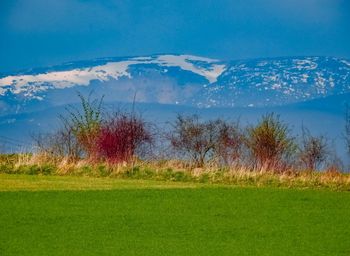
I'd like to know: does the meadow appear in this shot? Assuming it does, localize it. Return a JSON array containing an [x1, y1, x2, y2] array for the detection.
[[0, 174, 350, 255]]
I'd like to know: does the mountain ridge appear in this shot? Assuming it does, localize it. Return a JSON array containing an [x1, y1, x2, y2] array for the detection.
[[0, 54, 349, 117]]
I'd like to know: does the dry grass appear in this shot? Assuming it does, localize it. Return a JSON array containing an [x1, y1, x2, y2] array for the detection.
[[1, 153, 349, 191]]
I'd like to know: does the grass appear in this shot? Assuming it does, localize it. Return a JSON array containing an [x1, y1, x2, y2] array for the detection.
[[0, 174, 350, 255], [0, 174, 203, 191]]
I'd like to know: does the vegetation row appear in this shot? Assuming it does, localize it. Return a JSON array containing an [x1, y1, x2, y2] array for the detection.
[[1, 93, 350, 190]]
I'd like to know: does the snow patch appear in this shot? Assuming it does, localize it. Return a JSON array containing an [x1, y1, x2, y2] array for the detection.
[[340, 60, 350, 67], [271, 84, 281, 90], [155, 55, 225, 83], [293, 59, 317, 70], [0, 60, 142, 95], [0, 55, 226, 96]]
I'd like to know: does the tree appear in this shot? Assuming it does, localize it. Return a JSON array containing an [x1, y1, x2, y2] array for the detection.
[[169, 115, 243, 167], [246, 113, 296, 170], [213, 120, 244, 166], [298, 127, 328, 170], [169, 115, 212, 167]]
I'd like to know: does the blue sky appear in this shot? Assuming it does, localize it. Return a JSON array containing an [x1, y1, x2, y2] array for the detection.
[[1, 0, 350, 72]]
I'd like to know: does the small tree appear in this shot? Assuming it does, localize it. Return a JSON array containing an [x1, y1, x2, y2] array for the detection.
[[169, 115, 243, 167], [213, 120, 244, 166], [246, 113, 296, 170], [66, 93, 103, 160], [169, 115, 213, 167], [298, 127, 328, 170], [96, 113, 153, 164]]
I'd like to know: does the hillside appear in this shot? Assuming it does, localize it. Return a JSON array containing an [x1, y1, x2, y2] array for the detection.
[[0, 54, 349, 115]]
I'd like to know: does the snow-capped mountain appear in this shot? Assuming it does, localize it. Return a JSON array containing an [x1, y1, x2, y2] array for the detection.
[[0, 54, 349, 116], [203, 56, 350, 107]]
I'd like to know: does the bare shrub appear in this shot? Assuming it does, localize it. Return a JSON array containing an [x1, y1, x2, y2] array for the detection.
[[96, 113, 153, 164], [168, 115, 211, 167], [298, 127, 329, 171], [169, 115, 243, 167], [246, 113, 296, 171], [32, 119, 82, 162], [213, 120, 244, 167], [33, 93, 154, 165]]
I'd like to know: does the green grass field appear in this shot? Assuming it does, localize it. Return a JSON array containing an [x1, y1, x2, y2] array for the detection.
[[0, 174, 350, 255]]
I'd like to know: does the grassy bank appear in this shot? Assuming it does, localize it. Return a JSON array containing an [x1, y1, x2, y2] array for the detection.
[[1, 156, 350, 190], [0, 174, 349, 255]]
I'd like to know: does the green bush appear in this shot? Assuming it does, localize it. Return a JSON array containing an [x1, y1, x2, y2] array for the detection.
[[246, 113, 296, 170]]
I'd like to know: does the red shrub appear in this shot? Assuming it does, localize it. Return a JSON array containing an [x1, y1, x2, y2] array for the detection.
[[96, 114, 152, 163]]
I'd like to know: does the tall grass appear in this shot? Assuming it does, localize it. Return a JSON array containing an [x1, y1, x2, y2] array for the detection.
[[0, 153, 349, 191]]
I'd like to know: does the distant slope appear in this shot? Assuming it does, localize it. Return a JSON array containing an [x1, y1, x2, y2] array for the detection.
[[0, 54, 349, 116]]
